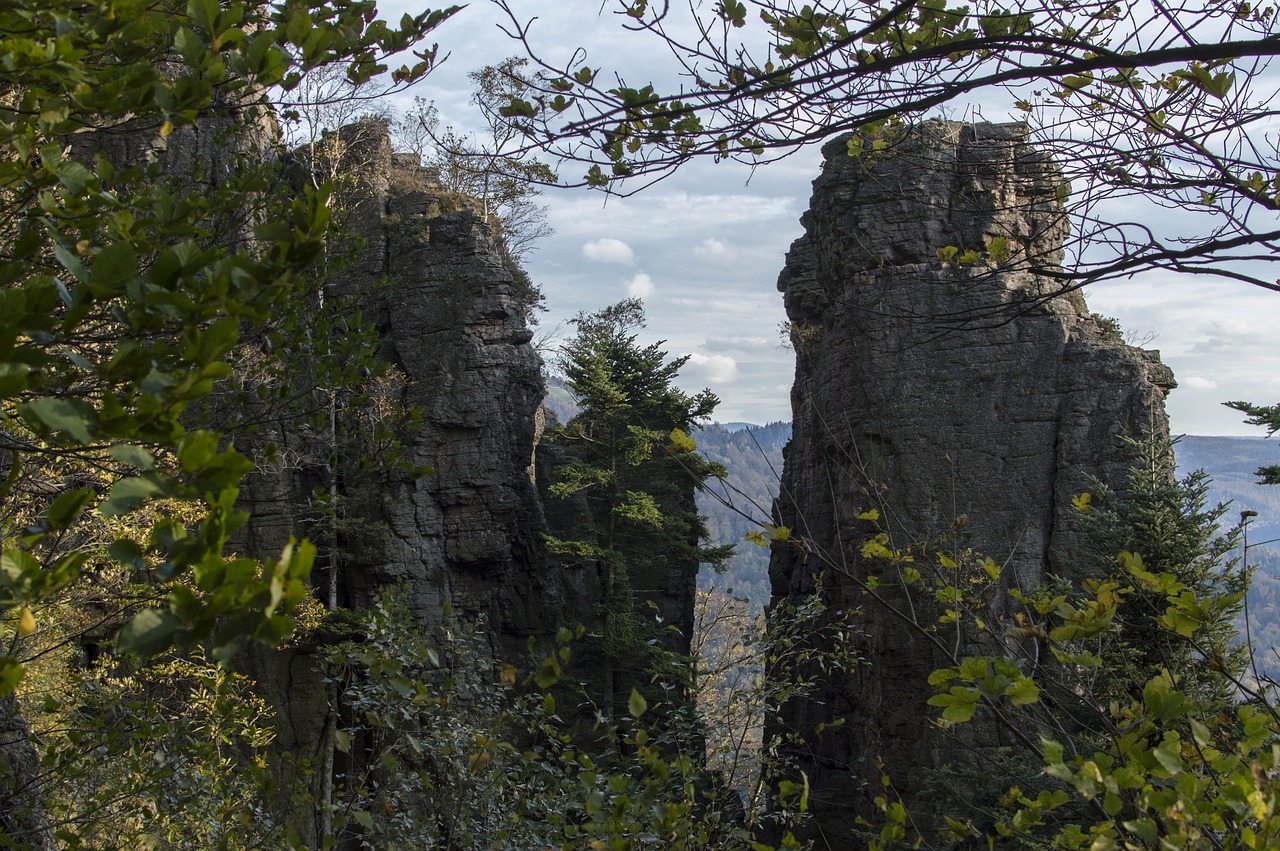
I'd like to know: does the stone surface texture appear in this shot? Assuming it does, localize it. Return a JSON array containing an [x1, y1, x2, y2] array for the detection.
[[235, 122, 703, 842], [767, 122, 1176, 846], [236, 123, 555, 842]]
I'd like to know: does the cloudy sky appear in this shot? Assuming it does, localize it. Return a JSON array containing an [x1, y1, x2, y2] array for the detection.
[[377, 1, 1280, 437]]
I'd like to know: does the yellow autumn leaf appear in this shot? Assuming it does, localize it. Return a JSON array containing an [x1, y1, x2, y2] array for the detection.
[[17, 607, 35, 636], [668, 428, 697, 452]]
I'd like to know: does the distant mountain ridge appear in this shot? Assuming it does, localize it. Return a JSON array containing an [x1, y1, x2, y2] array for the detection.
[[1176, 435, 1280, 542], [692, 428, 1280, 609], [535, 392, 1280, 612]]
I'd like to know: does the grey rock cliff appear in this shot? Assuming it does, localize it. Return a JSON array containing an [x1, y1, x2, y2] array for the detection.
[[767, 122, 1175, 845], [237, 123, 705, 841], [236, 125, 558, 839]]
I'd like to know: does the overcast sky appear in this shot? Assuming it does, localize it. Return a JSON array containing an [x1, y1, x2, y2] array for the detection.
[[375, 1, 1280, 437]]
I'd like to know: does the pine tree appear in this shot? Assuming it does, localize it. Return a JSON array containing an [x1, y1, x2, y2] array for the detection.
[[547, 299, 732, 710], [1075, 436, 1249, 706]]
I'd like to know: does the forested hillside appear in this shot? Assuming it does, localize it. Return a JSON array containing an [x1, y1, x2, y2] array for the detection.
[[693, 422, 790, 606], [1176, 436, 1280, 541], [1176, 436, 1280, 680]]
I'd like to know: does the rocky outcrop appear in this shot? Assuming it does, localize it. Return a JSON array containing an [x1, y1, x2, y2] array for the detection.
[[319, 123, 552, 632], [235, 124, 557, 841], [236, 122, 709, 842], [768, 122, 1175, 845]]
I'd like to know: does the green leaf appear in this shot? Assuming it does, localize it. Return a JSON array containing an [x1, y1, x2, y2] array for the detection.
[[117, 608, 181, 657], [1122, 818, 1159, 845], [1152, 734, 1184, 774], [0, 363, 32, 397], [52, 243, 90, 284], [1059, 72, 1094, 92], [197, 316, 240, 361], [585, 165, 608, 187], [99, 474, 171, 517], [44, 488, 93, 534], [628, 687, 648, 719], [109, 443, 155, 470], [108, 538, 146, 569], [178, 430, 220, 471], [91, 242, 138, 291], [1142, 673, 1188, 721], [716, 0, 748, 26], [1, 548, 40, 590], [24, 397, 98, 444], [927, 687, 979, 723], [533, 655, 561, 689], [1006, 678, 1041, 707], [48, 552, 86, 592], [0, 657, 23, 696], [1041, 738, 1064, 765], [499, 97, 537, 118]]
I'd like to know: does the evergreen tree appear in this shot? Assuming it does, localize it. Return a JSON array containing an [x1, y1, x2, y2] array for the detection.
[[1226, 399, 1280, 485], [547, 299, 732, 709], [1074, 436, 1249, 707]]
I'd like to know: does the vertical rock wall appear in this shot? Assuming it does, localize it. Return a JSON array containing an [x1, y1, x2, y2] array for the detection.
[[236, 126, 561, 841], [235, 122, 574, 637], [768, 122, 1175, 845], [237, 123, 706, 840]]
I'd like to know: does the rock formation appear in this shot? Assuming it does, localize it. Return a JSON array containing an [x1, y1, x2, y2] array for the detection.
[[235, 122, 706, 842], [768, 122, 1176, 845]]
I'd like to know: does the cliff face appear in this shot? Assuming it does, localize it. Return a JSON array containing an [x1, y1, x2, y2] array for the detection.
[[236, 123, 707, 841], [236, 126, 557, 829], [320, 124, 552, 633], [768, 123, 1175, 844], [239, 125, 551, 630]]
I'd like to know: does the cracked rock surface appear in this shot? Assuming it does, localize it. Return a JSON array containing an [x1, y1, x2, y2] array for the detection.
[[768, 122, 1175, 845]]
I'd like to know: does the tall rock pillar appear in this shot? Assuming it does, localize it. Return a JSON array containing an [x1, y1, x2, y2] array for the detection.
[[768, 122, 1175, 845]]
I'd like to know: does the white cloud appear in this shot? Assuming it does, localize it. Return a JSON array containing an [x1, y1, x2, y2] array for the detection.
[[683, 352, 741, 384], [1183, 376, 1219, 391], [695, 238, 732, 259], [581, 238, 636, 265], [706, 335, 772, 353], [625, 272, 655, 299]]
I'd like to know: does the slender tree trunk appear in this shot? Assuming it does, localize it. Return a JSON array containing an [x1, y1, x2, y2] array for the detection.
[[0, 694, 54, 851], [318, 709, 336, 842]]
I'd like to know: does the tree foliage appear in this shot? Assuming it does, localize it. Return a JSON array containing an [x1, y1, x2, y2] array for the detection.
[[907, 549, 1278, 851], [1072, 437, 1249, 707], [0, 0, 461, 842], [841, 443, 1264, 847], [322, 587, 769, 849], [494, 0, 1280, 293], [548, 299, 730, 706], [394, 57, 558, 261], [1226, 399, 1280, 484], [0, 0, 457, 691], [551, 300, 727, 572]]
